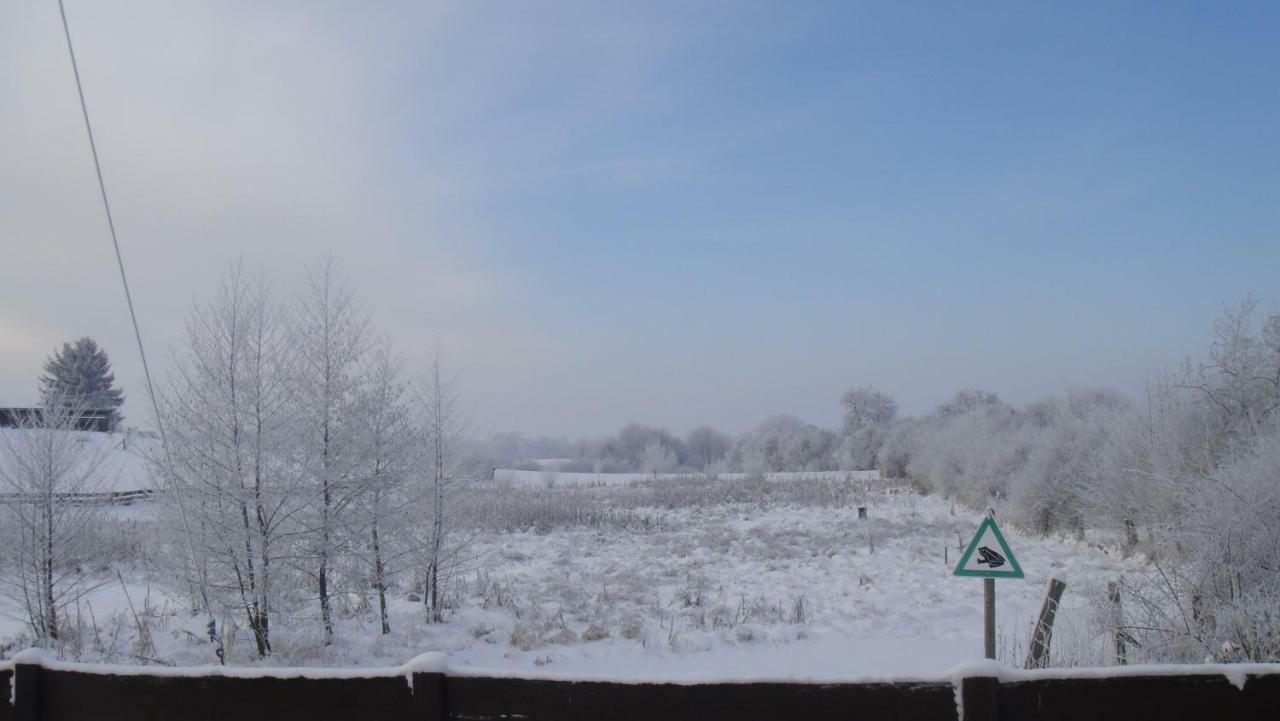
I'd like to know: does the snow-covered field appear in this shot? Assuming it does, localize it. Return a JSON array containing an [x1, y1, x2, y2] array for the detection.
[[417, 489, 1144, 679], [0, 480, 1149, 679]]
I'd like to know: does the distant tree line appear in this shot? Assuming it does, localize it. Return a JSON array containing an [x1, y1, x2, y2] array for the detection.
[[472, 390, 898, 476]]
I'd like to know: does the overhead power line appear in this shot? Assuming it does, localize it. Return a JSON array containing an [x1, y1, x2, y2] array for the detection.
[[55, 0, 225, 664]]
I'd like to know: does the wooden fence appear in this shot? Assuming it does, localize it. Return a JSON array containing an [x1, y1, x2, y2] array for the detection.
[[0, 489, 154, 507], [1, 658, 1278, 721]]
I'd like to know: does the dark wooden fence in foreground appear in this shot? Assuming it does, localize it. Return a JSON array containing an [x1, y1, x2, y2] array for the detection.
[[1, 660, 1278, 721]]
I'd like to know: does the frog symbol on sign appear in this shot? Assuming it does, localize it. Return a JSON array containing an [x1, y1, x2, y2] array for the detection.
[[975, 546, 1005, 568]]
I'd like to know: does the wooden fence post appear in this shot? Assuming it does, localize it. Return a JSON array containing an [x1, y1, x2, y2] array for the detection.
[[1025, 577, 1067, 668], [960, 675, 1000, 721], [1109, 581, 1127, 665], [12, 661, 40, 721], [412, 671, 447, 721]]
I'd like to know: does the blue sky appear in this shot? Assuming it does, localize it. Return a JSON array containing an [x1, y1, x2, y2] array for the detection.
[[2, 2, 1278, 436]]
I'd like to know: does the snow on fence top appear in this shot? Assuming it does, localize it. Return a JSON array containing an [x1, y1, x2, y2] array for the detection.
[[5, 650, 1280, 689], [6, 648, 447, 680], [946, 658, 1280, 692], [489, 468, 882, 488]]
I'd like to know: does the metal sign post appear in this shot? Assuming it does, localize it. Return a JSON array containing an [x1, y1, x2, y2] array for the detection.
[[954, 515, 1023, 660], [984, 578, 995, 659]]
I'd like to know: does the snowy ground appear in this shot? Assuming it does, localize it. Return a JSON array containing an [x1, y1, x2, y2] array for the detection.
[[423, 491, 1145, 679], [0, 483, 1149, 678]]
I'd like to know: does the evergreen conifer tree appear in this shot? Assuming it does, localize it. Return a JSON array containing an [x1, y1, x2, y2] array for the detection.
[[39, 337, 124, 428]]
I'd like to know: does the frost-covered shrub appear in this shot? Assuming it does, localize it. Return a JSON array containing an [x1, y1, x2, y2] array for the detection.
[[509, 622, 541, 651], [619, 615, 645, 641], [581, 623, 610, 641], [1100, 429, 1280, 665], [1172, 428, 1280, 661], [471, 571, 518, 611]]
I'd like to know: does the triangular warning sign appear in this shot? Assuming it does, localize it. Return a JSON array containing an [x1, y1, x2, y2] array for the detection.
[[954, 516, 1024, 579]]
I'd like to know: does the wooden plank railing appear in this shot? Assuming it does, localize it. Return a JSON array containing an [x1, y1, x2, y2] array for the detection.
[[0, 489, 154, 506], [1, 655, 1278, 721]]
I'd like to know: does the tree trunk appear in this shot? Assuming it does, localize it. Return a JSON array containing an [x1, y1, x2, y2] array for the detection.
[[45, 498, 58, 642], [425, 561, 441, 623], [255, 503, 272, 655], [372, 521, 389, 634], [319, 550, 333, 643], [238, 501, 268, 658], [319, 426, 334, 644], [253, 378, 273, 656], [319, 474, 334, 643]]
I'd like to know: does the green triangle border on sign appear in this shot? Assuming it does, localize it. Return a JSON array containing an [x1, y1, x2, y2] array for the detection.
[[953, 516, 1024, 579]]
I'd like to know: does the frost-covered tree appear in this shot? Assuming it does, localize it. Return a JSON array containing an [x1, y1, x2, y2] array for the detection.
[[352, 341, 417, 634], [1177, 297, 1280, 462], [641, 440, 677, 475], [605, 424, 685, 471], [684, 426, 731, 471], [905, 398, 1020, 504], [39, 337, 124, 428], [294, 257, 371, 644], [838, 386, 897, 470], [732, 415, 838, 472], [417, 342, 473, 623], [1009, 390, 1129, 537], [935, 389, 1002, 419], [163, 266, 303, 657], [1179, 425, 1280, 661], [1081, 302, 1280, 662], [0, 395, 111, 644], [841, 386, 898, 431], [876, 418, 922, 479]]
